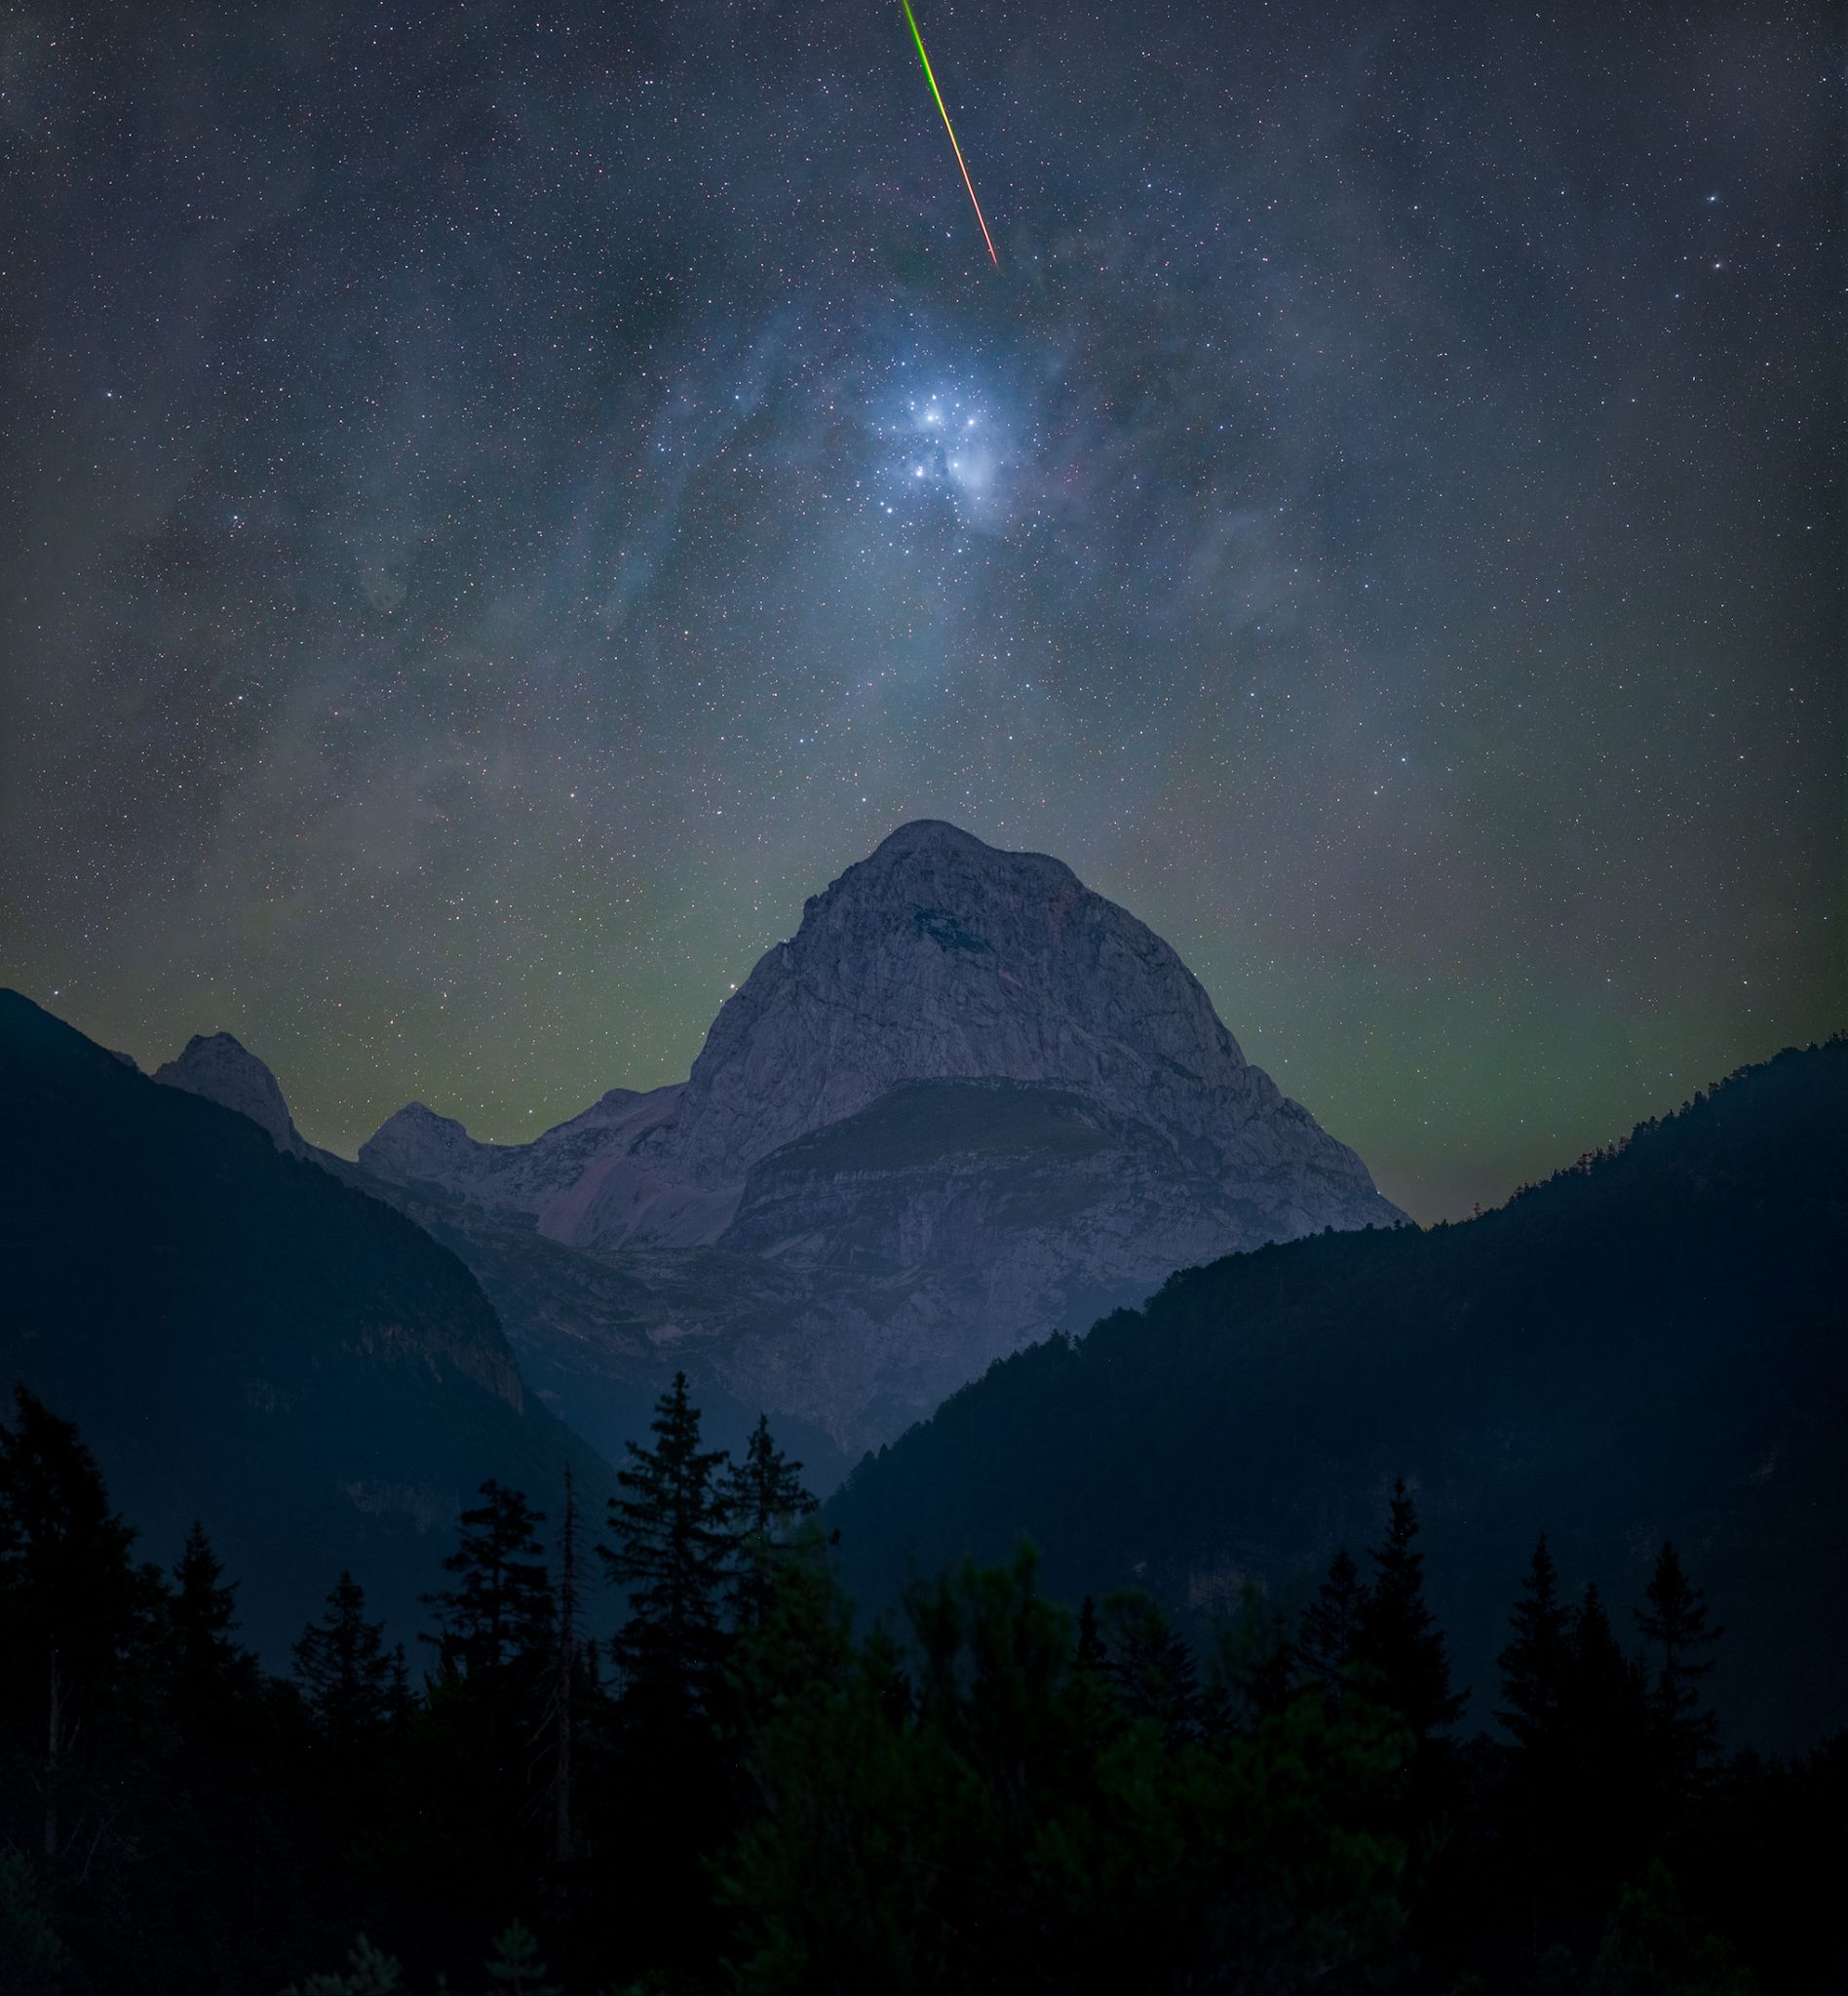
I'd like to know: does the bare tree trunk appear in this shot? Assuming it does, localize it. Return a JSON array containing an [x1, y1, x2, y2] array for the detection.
[[44, 1648, 59, 1858], [555, 1465, 578, 1864]]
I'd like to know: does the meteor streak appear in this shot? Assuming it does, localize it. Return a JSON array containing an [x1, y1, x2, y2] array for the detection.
[[898, 0, 999, 267]]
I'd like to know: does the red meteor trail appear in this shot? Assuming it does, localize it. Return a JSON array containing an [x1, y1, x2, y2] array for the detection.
[[899, 0, 999, 267]]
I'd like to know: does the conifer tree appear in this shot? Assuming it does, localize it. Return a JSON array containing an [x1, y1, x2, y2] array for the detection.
[[721, 1415, 818, 1627], [543, 1465, 582, 1864], [1550, 1582, 1654, 1888], [1351, 1479, 1467, 1739], [170, 1520, 254, 1746], [0, 1387, 145, 1696], [293, 1572, 404, 1752], [599, 1372, 738, 1722], [1496, 1535, 1571, 1749], [1635, 1542, 1722, 1792], [1297, 1547, 1367, 1706], [1560, 1582, 1647, 1762], [1103, 1593, 1205, 1745], [1226, 1587, 1297, 1731], [173, 1522, 238, 1655], [0, 1387, 152, 1862], [484, 1920, 560, 1995], [422, 1480, 552, 1680], [723, 1415, 818, 1542]]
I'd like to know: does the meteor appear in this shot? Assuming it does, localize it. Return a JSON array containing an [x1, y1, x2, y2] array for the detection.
[[898, 0, 999, 267]]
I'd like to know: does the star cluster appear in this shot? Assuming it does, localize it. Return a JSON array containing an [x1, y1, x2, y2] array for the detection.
[[0, 0, 1839, 1218]]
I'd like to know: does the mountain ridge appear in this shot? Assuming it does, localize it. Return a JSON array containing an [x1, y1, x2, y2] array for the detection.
[[0, 987, 614, 1665], [824, 1033, 1848, 1751], [275, 822, 1406, 1452]]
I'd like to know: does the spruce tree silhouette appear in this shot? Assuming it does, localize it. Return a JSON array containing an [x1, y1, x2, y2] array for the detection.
[[170, 1520, 253, 1746], [1297, 1546, 1367, 1707], [292, 1572, 404, 1753], [1103, 1593, 1206, 1745], [421, 1480, 552, 1681], [1496, 1535, 1570, 1749], [0, 1386, 150, 1865], [1495, 1536, 1577, 1946], [719, 1414, 816, 1629], [1556, 1582, 1653, 1889], [599, 1371, 737, 1723], [1352, 1480, 1467, 1740], [1636, 1542, 1722, 1797]]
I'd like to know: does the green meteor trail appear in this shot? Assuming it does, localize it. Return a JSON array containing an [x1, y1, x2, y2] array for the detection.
[[899, 0, 999, 266]]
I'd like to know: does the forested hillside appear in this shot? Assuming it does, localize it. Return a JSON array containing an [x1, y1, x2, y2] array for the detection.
[[4, 1375, 1843, 1994], [0, 990, 613, 1660], [828, 1039, 1848, 1751]]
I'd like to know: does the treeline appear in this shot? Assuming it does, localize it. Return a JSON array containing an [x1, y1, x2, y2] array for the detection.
[[1, 1383, 1842, 1995], [826, 1037, 1848, 1761]]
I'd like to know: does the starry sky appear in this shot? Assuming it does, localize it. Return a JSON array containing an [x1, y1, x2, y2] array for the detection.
[[2, 0, 1840, 1222]]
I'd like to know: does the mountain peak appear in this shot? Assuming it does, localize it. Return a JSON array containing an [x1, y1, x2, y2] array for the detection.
[[359, 1100, 481, 1185], [866, 819, 1011, 863], [847, 819, 1078, 892], [653, 825, 1389, 1226], [154, 1030, 307, 1155], [872, 816, 981, 852]]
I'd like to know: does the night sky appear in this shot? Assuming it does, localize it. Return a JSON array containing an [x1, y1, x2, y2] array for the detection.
[[2, 1, 1839, 1221]]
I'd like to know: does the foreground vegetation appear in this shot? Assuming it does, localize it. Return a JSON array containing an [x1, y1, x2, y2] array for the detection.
[[0, 1377, 1841, 1995]]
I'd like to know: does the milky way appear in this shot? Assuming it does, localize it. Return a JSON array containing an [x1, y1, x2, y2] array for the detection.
[[1, 0, 1839, 1219]]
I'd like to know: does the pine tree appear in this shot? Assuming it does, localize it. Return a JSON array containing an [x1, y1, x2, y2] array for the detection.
[[1219, 1586, 1296, 1731], [544, 1464, 582, 1864], [599, 1372, 738, 1722], [173, 1521, 238, 1658], [421, 1480, 552, 1680], [0, 1387, 153, 1862], [1496, 1535, 1571, 1749], [484, 1921, 560, 1996], [1560, 1581, 1647, 1762], [293, 1572, 403, 1752], [170, 1520, 254, 1747], [1103, 1593, 1205, 1745], [721, 1415, 818, 1627], [1297, 1547, 1367, 1706], [0, 1387, 145, 1696], [1553, 1582, 1653, 1889], [1635, 1542, 1721, 1793], [1351, 1479, 1467, 1740]]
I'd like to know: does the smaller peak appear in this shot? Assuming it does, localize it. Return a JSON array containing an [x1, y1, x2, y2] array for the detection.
[[184, 1028, 251, 1056], [358, 1099, 483, 1185], [155, 1030, 281, 1093], [379, 1100, 468, 1134], [154, 1028, 302, 1152]]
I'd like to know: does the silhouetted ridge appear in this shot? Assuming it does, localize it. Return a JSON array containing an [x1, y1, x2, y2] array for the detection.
[[0, 987, 612, 1664], [827, 1036, 1848, 1751]]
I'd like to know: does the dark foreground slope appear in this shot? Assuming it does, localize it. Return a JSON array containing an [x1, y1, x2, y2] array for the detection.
[[829, 1038, 1848, 1751], [0, 990, 613, 1661]]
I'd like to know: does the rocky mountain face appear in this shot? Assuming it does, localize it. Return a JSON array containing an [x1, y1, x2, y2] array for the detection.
[[135, 824, 1401, 1464], [824, 1038, 1848, 1753], [342, 822, 1404, 1458], [156, 1030, 316, 1157]]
